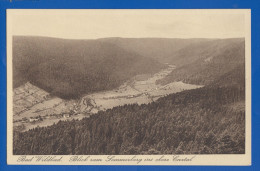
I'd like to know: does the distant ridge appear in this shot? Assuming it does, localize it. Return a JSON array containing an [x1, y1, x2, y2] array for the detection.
[[99, 37, 244, 65]]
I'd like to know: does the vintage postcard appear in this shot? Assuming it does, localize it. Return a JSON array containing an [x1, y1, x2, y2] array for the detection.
[[6, 9, 251, 165]]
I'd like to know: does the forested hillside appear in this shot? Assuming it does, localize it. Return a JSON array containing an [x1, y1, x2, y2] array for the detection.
[[158, 38, 245, 85], [13, 36, 164, 99], [13, 36, 244, 99], [13, 64, 245, 155]]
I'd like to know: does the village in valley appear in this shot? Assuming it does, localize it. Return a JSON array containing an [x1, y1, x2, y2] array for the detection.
[[13, 82, 92, 132]]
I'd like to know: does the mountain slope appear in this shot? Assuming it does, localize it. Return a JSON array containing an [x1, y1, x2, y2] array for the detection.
[[157, 39, 245, 85], [13, 36, 165, 99]]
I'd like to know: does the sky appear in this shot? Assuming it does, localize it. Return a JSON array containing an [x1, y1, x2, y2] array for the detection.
[[8, 9, 248, 39]]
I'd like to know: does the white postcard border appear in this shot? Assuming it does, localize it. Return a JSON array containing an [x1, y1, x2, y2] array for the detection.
[[6, 9, 251, 165]]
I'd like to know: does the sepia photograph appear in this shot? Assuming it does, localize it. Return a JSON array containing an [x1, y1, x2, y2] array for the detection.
[[6, 9, 251, 165]]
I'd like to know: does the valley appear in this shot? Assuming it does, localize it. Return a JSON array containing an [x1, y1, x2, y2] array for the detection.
[[12, 36, 246, 155], [13, 64, 203, 132]]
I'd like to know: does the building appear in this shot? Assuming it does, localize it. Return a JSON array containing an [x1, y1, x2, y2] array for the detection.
[[29, 117, 39, 122], [63, 113, 71, 118]]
